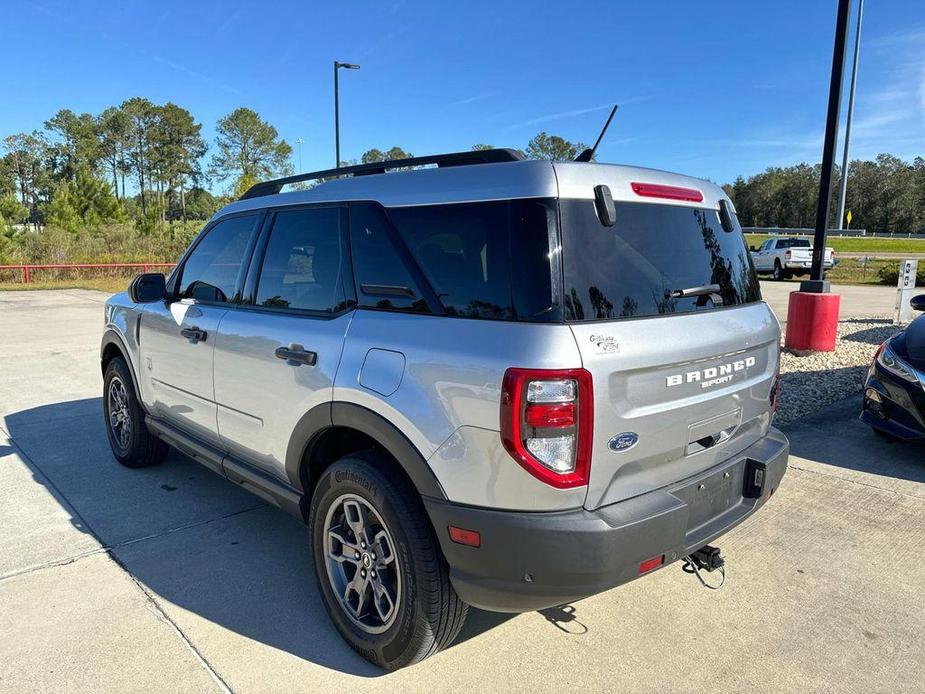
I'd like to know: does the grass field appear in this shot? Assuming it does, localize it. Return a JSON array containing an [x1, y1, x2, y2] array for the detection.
[[744, 233, 925, 253]]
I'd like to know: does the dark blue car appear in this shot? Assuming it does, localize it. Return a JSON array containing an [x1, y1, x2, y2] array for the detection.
[[862, 296, 925, 439]]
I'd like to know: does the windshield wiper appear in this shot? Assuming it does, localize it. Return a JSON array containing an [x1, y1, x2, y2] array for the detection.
[[665, 283, 722, 299]]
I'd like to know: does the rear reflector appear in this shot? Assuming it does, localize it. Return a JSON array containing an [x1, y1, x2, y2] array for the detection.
[[638, 555, 665, 574], [448, 526, 481, 548], [631, 182, 704, 203]]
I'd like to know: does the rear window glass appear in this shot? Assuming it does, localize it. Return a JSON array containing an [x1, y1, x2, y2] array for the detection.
[[386, 200, 556, 321], [776, 238, 811, 248], [561, 200, 760, 322]]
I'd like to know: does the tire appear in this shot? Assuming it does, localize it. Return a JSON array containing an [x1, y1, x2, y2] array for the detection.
[[772, 261, 787, 281], [309, 453, 468, 670], [103, 356, 167, 468]]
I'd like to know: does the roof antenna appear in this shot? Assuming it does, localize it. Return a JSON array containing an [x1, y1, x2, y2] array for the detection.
[[575, 104, 618, 162]]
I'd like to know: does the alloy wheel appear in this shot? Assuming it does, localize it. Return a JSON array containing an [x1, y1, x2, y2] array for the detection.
[[323, 493, 401, 634]]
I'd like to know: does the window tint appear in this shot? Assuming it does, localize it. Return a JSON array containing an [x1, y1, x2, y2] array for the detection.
[[561, 200, 760, 322], [255, 207, 345, 313], [387, 200, 555, 320], [179, 214, 260, 303], [349, 204, 430, 313]]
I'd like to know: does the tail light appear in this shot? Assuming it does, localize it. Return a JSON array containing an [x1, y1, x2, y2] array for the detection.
[[500, 368, 593, 488], [785, 250, 792, 261]]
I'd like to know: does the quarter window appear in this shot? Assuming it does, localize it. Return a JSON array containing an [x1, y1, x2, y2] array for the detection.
[[255, 207, 346, 313], [349, 204, 430, 313], [178, 214, 260, 303]]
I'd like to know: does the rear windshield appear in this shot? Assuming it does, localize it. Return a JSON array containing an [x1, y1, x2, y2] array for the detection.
[[777, 238, 811, 248], [561, 200, 760, 322]]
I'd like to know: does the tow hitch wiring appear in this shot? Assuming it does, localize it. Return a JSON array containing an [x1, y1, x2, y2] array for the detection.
[[682, 545, 726, 590]]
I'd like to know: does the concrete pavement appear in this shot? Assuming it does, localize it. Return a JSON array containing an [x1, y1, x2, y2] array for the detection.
[[1, 289, 923, 693], [759, 280, 896, 323]]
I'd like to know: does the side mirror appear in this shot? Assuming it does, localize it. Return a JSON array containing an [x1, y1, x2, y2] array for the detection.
[[129, 273, 167, 303], [910, 294, 925, 312], [749, 246, 757, 252]]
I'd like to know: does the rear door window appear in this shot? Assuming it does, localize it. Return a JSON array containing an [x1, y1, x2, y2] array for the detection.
[[255, 207, 346, 313], [561, 200, 760, 322]]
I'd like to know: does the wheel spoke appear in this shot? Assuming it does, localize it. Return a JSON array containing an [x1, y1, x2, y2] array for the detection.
[[343, 572, 368, 618], [370, 576, 396, 623], [372, 530, 395, 566], [343, 499, 368, 542], [328, 528, 361, 565]]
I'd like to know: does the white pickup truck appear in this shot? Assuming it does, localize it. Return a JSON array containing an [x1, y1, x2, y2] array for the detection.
[[750, 237, 835, 280]]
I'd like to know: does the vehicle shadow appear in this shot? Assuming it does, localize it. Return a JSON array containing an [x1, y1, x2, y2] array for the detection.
[[783, 393, 925, 485], [4, 397, 531, 678]]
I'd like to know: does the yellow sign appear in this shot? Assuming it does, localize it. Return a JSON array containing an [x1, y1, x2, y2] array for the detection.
[[846, 210, 853, 225]]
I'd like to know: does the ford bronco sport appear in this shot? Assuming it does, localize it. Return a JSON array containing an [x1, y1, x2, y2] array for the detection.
[[101, 148, 788, 670]]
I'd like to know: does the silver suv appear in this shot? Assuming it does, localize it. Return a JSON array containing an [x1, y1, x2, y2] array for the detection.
[[101, 149, 788, 669]]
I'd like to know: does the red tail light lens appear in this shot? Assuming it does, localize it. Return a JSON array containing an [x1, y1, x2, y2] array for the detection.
[[500, 368, 593, 488], [630, 182, 704, 202], [524, 402, 577, 428], [785, 250, 792, 260]]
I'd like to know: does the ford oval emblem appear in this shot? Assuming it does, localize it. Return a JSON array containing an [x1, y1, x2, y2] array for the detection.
[[609, 433, 639, 452]]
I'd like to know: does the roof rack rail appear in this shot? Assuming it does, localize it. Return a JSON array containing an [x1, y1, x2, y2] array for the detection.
[[239, 148, 525, 200]]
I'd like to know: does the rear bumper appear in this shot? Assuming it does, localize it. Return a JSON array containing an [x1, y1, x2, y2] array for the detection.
[[784, 261, 833, 270], [424, 427, 788, 612]]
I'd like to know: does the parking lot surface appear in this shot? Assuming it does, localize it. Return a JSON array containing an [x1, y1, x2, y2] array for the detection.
[[1, 289, 923, 693]]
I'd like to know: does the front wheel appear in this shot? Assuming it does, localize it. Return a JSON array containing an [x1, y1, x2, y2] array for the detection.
[[309, 453, 467, 670], [103, 357, 167, 468]]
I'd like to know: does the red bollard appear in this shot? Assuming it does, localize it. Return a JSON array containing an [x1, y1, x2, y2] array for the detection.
[[784, 291, 841, 352]]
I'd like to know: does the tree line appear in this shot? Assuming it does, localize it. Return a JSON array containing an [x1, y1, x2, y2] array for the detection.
[[724, 154, 925, 233], [0, 98, 589, 237]]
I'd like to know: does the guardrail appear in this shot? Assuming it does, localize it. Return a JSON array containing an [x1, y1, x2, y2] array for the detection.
[[0, 262, 176, 283], [744, 227, 925, 239]]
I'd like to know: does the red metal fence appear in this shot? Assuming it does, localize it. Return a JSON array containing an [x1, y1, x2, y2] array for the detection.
[[0, 262, 176, 283]]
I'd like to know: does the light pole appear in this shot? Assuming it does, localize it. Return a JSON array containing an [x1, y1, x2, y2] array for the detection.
[[296, 137, 304, 173], [804, 0, 852, 291], [334, 60, 360, 168], [837, 0, 864, 230]]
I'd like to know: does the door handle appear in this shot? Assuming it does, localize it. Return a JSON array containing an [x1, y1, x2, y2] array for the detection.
[[180, 326, 208, 343], [275, 344, 317, 366]]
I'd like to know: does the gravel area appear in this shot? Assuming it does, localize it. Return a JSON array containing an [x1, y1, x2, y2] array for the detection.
[[776, 318, 900, 426]]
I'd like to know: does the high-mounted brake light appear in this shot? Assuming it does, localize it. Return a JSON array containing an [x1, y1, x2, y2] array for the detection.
[[500, 368, 593, 488], [631, 182, 704, 203]]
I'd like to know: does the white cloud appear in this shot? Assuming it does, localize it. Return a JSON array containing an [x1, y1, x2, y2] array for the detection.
[[504, 97, 650, 131]]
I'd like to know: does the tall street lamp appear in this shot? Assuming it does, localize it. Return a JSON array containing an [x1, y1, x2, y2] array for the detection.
[[334, 61, 360, 168], [296, 137, 304, 173], [837, 0, 864, 230]]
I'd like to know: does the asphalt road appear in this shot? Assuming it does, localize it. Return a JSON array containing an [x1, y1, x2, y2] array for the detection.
[[1, 289, 923, 693]]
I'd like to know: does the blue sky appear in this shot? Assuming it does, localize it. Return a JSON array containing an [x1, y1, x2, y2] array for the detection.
[[2, 0, 923, 189]]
